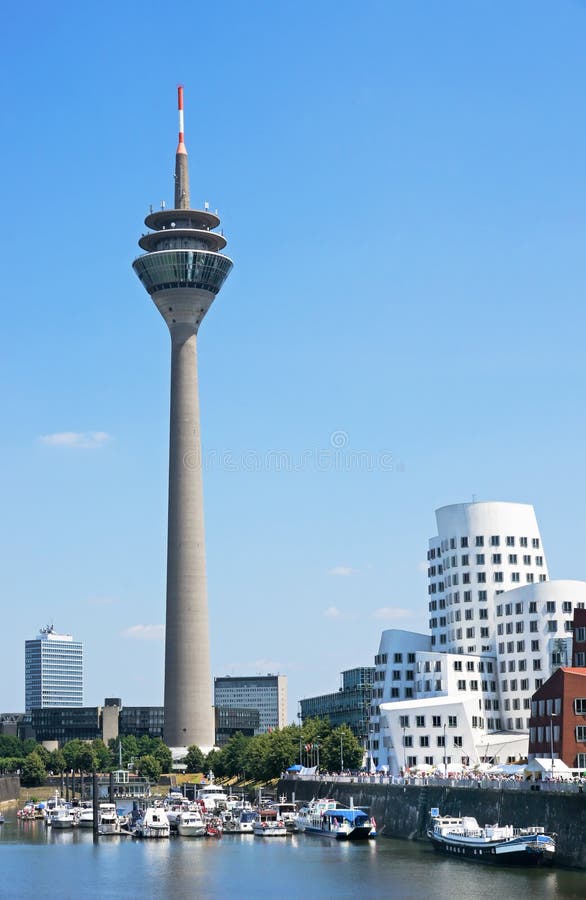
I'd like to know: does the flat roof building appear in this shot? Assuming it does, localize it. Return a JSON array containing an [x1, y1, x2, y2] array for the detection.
[[214, 675, 287, 734], [25, 625, 83, 713], [300, 667, 374, 745]]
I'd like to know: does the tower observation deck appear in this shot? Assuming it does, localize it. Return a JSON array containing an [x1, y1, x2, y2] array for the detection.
[[132, 87, 233, 750]]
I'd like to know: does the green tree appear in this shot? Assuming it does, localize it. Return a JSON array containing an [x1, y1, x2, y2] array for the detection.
[[76, 744, 99, 774], [48, 749, 67, 774], [184, 745, 205, 774], [91, 739, 112, 772], [262, 730, 297, 780], [204, 748, 225, 778], [137, 755, 162, 783], [0, 756, 25, 774], [0, 735, 23, 758], [33, 744, 51, 767], [62, 740, 85, 771], [242, 733, 270, 781], [320, 725, 363, 772], [151, 739, 172, 773], [22, 738, 38, 755], [222, 732, 250, 778], [21, 751, 46, 786]]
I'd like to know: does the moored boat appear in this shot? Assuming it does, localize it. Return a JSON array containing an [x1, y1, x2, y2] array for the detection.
[[98, 803, 121, 835], [176, 809, 206, 837], [135, 807, 170, 839], [78, 807, 94, 829], [253, 809, 289, 837], [427, 812, 556, 865], [49, 806, 76, 829], [295, 798, 373, 840], [196, 783, 229, 812]]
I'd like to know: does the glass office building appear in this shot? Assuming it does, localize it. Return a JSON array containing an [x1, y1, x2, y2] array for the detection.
[[214, 675, 287, 734], [25, 625, 83, 712], [300, 667, 374, 745]]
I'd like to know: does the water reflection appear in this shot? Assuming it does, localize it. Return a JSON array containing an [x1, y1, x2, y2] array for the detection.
[[1, 807, 585, 899]]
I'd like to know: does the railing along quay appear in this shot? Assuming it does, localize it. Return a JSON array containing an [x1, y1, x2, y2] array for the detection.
[[284, 773, 586, 794]]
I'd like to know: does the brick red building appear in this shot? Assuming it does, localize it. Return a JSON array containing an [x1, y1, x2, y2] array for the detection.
[[528, 668, 586, 768]]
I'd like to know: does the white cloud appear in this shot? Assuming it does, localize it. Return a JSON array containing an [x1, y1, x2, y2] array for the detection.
[[120, 624, 165, 640], [324, 606, 342, 618], [327, 566, 358, 577], [373, 606, 412, 621], [40, 431, 111, 449]]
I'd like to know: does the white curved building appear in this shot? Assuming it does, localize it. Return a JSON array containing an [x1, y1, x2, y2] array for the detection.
[[368, 502, 586, 774], [428, 502, 548, 658]]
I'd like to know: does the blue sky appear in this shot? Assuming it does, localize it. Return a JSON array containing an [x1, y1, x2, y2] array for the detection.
[[1, 1, 586, 720]]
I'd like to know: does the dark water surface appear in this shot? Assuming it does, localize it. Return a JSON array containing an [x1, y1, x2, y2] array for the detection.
[[1, 805, 585, 899]]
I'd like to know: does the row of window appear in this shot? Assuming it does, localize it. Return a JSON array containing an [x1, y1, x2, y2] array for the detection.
[[498, 639, 540, 654], [403, 734, 465, 748], [431, 536, 540, 556], [434, 553, 544, 572], [429, 574, 548, 593], [531, 698, 562, 716], [399, 714, 458, 727], [453, 660, 494, 673]]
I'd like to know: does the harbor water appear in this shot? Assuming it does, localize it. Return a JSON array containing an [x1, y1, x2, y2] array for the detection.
[[1, 806, 585, 899]]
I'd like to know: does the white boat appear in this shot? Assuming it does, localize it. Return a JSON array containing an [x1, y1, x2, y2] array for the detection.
[[295, 798, 373, 840], [98, 803, 121, 835], [50, 806, 76, 829], [427, 813, 556, 865], [253, 809, 289, 837], [269, 797, 298, 832], [196, 783, 229, 812], [222, 809, 256, 834], [294, 798, 338, 832], [135, 807, 170, 838], [176, 809, 206, 837], [166, 800, 190, 829], [78, 807, 94, 829]]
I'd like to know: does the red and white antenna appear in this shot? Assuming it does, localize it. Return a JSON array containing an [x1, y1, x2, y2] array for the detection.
[[177, 85, 186, 155]]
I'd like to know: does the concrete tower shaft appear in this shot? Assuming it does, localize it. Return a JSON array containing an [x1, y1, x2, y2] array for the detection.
[[132, 87, 233, 749]]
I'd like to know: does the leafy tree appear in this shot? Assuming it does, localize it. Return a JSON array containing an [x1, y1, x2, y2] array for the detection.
[[184, 744, 205, 774], [263, 730, 297, 780], [137, 755, 162, 783], [222, 732, 250, 778], [0, 756, 25, 774], [22, 738, 39, 755], [62, 740, 85, 771], [151, 739, 172, 773], [76, 745, 98, 774], [204, 748, 225, 778], [48, 749, 67, 774], [33, 744, 52, 766], [320, 725, 363, 772], [21, 751, 46, 786], [242, 733, 270, 781], [0, 735, 23, 758], [91, 739, 112, 772]]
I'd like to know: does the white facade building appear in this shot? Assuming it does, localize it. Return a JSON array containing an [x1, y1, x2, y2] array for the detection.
[[25, 625, 83, 712], [368, 502, 586, 773], [214, 674, 287, 734]]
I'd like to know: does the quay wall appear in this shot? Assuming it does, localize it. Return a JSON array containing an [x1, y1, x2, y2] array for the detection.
[[0, 776, 20, 805], [279, 778, 586, 869]]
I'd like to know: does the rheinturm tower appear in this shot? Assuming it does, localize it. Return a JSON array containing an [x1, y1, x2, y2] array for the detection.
[[133, 87, 233, 749]]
